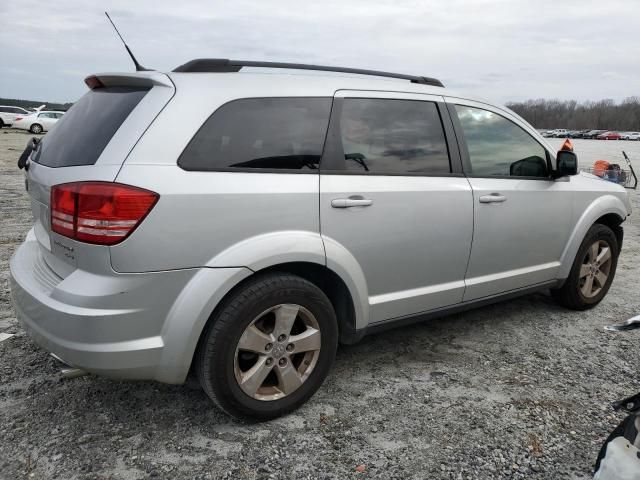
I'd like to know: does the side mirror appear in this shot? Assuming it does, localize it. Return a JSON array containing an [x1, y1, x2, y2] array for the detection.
[[555, 150, 578, 177]]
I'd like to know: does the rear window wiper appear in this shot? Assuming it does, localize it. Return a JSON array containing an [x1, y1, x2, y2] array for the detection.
[[17, 137, 40, 170]]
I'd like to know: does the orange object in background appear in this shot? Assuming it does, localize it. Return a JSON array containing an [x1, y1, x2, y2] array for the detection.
[[560, 138, 574, 151], [593, 160, 610, 177]]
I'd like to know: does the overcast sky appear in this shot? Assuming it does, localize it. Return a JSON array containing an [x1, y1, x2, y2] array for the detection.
[[1, 0, 638, 105]]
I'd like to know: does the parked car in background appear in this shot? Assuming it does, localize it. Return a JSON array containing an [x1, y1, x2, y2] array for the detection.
[[596, 131, 622, 140], [0, 105, 31, 128], [621, 132, 640, 140], [569, 130, 590, 139], [551, 129, 569, 138], [584, 130, 607, 139], [9, 61, 632, 419], [12, 111, 64, 134]]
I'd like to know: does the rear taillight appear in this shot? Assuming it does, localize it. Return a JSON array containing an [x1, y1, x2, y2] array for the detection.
[[14, 117, 23, 121], [51, 182, 158, 245]]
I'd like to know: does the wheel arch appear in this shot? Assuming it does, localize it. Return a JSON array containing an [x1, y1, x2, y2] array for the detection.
[[162, 232, 370, 383], [594, 212, 624, 249], [558, 196, 627, 279], [196, 262, 364, 354], [205, 231, 370, 335], [256, 262, 362, 345]]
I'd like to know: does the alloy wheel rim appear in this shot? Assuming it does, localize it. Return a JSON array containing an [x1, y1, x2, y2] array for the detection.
[[579, 240, 612, 298], [234, 304, 321, 401]]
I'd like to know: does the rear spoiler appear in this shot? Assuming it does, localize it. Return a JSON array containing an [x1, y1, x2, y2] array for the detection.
[[84, 72, 173, 90]]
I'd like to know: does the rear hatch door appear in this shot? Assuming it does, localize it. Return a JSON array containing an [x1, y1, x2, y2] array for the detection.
[[23, 72, 175, 277]]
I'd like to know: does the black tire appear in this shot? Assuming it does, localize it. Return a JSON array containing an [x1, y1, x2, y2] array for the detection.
[[552, 223, 619, 310], [0, 120, 4, 129], [30, 123, 43, 134], [195, 272, 338, 420]]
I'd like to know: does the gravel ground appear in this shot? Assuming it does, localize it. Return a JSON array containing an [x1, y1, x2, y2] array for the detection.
[[1, 129, 639, 479]]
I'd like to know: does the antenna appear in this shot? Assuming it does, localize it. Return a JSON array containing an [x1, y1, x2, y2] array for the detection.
[[104, 12, 151, 72]]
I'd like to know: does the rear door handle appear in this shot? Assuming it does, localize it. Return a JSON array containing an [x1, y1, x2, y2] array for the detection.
[[331, 196, 373, 208], [479, 193, 507, 204]]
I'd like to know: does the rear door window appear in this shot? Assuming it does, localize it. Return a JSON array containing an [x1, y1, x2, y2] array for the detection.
[[334, 98, 451, 174], [32, 86, 149, 168], [178, 97, 332, 171]]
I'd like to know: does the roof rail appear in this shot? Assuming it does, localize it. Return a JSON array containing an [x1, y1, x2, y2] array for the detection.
[[172, 58, 444, 87]]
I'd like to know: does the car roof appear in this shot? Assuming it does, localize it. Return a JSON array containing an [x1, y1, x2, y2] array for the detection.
[[90, 68, 527, 130], [169, 70, 451, 97], [165, 69, 514, 113]]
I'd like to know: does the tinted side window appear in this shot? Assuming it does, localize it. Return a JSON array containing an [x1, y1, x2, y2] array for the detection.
[[455, 105, 548, 177], [337, 99, 450, 174], [179, 97, 332, 171]]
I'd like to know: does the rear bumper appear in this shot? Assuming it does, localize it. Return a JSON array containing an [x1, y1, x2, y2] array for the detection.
[[9, 231, 250, 383]]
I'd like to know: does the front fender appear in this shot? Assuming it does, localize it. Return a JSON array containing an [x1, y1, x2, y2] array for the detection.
[[558, 195, 628, 279]]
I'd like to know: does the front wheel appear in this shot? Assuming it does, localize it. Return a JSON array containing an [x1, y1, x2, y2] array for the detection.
[[30, 123, 43, 134], [552, 224, 619, 310], [195, 272, 338, 420]]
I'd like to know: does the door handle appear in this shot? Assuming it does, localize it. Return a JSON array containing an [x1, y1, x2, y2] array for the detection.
[[479, 193, 507, 204], [331, 196, 373, 208]]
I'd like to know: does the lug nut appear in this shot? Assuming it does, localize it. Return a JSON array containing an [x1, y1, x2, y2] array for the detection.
[[266, 358, 273, 366], [277, 334, 287, 342], [286, 344, 294, 352], [278, 358, 287, 367], [265, 343, 273, 351]]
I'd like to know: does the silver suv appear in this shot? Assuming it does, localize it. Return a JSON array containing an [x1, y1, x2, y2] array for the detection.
[[9, 60, 632, 419]]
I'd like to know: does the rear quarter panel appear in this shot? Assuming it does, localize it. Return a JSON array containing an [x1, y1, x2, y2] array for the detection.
[[111, 73, 337, 273]]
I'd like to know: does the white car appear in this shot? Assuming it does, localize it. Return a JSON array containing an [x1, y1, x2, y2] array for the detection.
[[12, 111, 65, 134], [622, 132, 640, 141], [0, 105, 31, 128], [551, 129, 569, 138]]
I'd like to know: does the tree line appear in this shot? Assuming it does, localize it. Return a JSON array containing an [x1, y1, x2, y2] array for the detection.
[[506, 97, 640, 131]]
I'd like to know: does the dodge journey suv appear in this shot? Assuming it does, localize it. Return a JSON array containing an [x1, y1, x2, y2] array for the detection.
[[10, 59, 632, 419]]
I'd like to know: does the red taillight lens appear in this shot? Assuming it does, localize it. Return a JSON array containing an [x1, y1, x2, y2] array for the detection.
[[15, 117, 23, 121], [51, 182, 158, 245]]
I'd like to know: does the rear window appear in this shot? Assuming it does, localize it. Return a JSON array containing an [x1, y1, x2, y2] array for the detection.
[[178, 97, 332, 171], [32, 86, 149, 168]]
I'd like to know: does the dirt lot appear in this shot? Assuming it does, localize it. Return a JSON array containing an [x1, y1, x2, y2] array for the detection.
[[1, 129, 639, 479]]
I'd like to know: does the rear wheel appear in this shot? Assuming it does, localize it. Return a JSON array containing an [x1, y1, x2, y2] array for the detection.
[[30, 123, 43, 134], [0, 119, 4, 129], [552, 224, 619, 310], [195, 272, 338, 420]]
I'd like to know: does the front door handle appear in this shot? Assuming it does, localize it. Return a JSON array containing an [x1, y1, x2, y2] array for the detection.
[[479, 193, 507, 204], [331, 196, 373, 208]]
